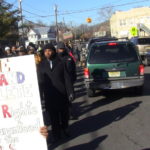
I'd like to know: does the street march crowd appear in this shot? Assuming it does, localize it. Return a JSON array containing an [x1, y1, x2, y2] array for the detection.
[[0, 41, 79, 146]]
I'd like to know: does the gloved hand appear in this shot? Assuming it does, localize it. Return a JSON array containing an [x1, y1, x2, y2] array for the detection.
[[69, 94, 75, 102]]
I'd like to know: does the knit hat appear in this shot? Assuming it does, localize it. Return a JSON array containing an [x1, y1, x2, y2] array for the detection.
[[5, 47, 10, 51], [43, 43, 56, 52], [57, 42, 66, 50]]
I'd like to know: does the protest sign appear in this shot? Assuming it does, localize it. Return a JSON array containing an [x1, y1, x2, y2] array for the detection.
[[0, 55, 47, 150]]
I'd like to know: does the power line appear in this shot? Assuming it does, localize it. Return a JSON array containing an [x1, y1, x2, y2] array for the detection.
[[12, 0, 18, 5], [58, 0, 126, 13], [3, 0, 150, 19], [22, 1, 50, 14], [25, 0, 150, 18], [3, 1, 50, 17], [58, 0, 150, 15]]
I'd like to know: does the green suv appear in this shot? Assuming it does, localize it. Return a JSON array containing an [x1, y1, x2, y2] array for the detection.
[[84, 41, 145, 97]]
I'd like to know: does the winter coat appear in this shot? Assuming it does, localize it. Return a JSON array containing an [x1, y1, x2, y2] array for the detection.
[[59, 54, 77, 84], [38, 56, 74, 111]]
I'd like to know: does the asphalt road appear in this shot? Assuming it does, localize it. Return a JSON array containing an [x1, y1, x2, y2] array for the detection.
[[49, 66, 150, 150]]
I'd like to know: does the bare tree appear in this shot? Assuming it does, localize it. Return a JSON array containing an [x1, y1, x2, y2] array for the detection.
[[99, 5, 115, 22], [36, 20, 48, 27]]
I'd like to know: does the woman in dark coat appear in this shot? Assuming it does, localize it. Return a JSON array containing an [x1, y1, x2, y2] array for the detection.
[[38, 43, 74, 142]]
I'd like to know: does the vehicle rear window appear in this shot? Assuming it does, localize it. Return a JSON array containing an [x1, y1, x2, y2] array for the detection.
[[88, 38, 117, 48], [89, 43, 138, 64], [138, 38, 150, 45]]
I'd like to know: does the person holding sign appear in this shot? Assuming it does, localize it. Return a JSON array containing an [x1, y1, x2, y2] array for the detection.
[[38, 43, 74, 143], [40, 126, 49, 139]]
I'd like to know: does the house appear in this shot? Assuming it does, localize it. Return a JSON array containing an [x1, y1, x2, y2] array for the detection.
[[26, 26, 56, 46], [93, 21, 111, 37]]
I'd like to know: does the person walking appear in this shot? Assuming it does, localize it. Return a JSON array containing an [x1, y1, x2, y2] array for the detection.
[[4, 47, 13, 57], [57, 42, 77, 84], [65, 42, 76, 62], [38, 43, 74, 143], [57, 42, 77, 120], [11, 45, 18, 56], [17, 46, 27, 56]]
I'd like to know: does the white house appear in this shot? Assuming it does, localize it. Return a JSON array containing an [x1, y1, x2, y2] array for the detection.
[[26, 27, 56, 45]]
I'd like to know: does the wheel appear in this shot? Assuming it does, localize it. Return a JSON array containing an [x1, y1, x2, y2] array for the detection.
[[134, 86, 143, 95], [87, 89, 95, 97]]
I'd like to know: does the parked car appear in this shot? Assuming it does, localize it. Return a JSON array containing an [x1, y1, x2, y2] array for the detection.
[[130, 37, 150, 65], [84, 40, 144, 97]]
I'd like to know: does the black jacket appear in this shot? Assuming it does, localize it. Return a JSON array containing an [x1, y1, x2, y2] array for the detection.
[[38, 56, 74, 111], [59, 54, 77, 83]]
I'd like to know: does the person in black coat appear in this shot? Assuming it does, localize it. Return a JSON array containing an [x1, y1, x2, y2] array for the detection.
[[57, 42, 77, 84], [38, 43, 74, 142]]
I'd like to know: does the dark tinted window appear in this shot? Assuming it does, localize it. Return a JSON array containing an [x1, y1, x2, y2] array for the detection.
[[89, 43, 138, 64], [88, 38, 117, 48], [138, 38, 150, 45]]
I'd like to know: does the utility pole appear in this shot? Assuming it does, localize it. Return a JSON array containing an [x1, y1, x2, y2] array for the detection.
[[63, 17, 65, 27], [18, 0, 24, 44], [54, 5, 59, 43], [70, 21, 76, 42], [74, 24, 77, 41]]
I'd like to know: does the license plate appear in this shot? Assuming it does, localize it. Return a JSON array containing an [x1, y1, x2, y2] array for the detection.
[[108, 72, 120, 77]]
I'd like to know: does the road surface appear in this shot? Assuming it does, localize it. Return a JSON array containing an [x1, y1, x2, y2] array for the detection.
[[49, 66, 150, 150]]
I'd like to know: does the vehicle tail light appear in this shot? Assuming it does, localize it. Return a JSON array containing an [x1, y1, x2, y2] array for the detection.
[[139, 65, 144, 76], [108, 43, 117, 46], [84, 68, 90, 79]]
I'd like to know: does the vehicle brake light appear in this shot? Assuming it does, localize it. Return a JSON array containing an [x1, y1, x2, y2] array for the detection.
[[139, 65, 144, 76], [84, 68, 90, 79], [108, 43, 117, 46]]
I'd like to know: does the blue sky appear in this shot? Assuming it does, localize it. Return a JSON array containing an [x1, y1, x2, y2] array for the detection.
[[6, 0, 150, 26]]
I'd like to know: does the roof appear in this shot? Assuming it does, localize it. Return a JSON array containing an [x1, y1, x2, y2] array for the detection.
[[32, 27, 55, 35]]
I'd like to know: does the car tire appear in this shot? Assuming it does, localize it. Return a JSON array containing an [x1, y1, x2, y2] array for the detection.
[[134, 86, 143, 95], [87, 89, 95, 97]]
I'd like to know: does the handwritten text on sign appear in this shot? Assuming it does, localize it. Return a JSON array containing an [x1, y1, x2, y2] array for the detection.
[[0, 56, 47, 150]]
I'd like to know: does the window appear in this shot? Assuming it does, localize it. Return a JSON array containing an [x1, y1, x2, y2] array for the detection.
[[120, 20, 123, 26], [89, 43, 138, 64], [123, 20, 126, 25], [138, 38, 150, 45]]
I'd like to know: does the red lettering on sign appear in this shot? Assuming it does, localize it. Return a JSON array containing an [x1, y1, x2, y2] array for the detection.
[[2, 105, 12, 118], [0, 74, 8, 86]]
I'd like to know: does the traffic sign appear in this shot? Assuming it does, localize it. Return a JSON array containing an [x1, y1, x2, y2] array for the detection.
[[130, 27, 138, 37]]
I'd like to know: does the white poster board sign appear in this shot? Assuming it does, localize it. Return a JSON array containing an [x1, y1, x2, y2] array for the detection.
[[0, 55, 47, 150]]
